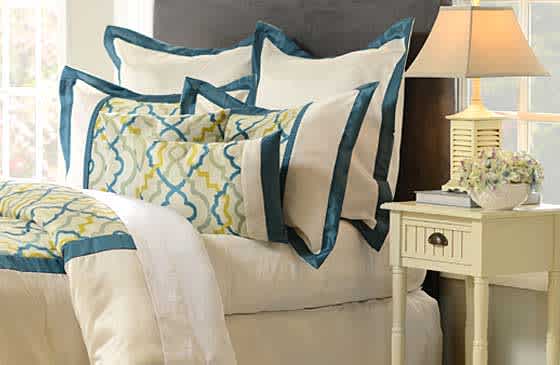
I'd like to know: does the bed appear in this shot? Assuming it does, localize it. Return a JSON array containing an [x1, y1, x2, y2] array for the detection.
[[158, 0, 453, 363], [0, 1, 454, 364]]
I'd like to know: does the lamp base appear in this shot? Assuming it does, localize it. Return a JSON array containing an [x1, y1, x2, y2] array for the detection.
[[443, 101, 503, 192]]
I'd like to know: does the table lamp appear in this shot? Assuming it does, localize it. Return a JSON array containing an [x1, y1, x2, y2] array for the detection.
[[406, 5, 549, 191]]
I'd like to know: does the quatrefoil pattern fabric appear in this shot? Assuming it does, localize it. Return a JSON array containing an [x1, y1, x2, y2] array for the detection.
[[87, 105, 230, 194], [87, 109, 285, 241], [0, 180, 133, 273]]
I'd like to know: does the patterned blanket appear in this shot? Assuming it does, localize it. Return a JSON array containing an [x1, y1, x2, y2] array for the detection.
[[0, 180, 236, 365], [0, 181, 133, 273]]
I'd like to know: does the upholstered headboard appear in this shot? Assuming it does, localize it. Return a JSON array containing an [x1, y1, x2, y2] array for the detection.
[[153, 0, 455, 298]]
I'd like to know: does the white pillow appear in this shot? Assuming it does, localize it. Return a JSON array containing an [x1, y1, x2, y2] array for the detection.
[[183, 77, 380, 267], [249, 19, 413, 251], [104, 25, 253, 94]]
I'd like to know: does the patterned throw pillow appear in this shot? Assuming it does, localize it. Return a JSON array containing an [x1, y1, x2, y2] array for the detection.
[[88, 116, 285, 241], [59, 66, 248, 187], [183, 77, 379, 268], [87, 110, 230, 193]]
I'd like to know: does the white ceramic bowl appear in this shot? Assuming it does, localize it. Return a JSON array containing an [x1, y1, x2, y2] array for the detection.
[[470, 183, 530, 210]]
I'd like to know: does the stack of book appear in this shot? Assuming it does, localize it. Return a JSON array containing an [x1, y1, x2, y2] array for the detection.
[[415, 190, 541, 208]]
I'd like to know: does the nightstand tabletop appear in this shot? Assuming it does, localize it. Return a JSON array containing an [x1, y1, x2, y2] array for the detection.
[[382, 201, 560, 220]]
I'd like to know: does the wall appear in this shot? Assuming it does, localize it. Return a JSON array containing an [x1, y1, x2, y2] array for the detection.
[[66, 0, 115, 80], [440, 278, 548, 365], [65, 0, 153, 80]]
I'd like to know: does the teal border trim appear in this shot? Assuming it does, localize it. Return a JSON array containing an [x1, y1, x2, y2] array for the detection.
[[0, 255, 64, 274], [180, 76, 255, 114], [286, 83, 378, 268], [62, 233, 136, 264], [0, 233, 136, 273], [250, 18, 415, 251], [59, 66, 181, 178], [279, 104, 310, 199], [82, 96, 111, 189], [247, 21, 312, 104], [104, 25, 254, 84], [347, 17, 415, 251], [259, 132, 287, 242]]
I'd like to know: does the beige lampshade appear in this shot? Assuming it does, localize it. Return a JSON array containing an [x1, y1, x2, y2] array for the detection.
[[406, 6, 549, 78]]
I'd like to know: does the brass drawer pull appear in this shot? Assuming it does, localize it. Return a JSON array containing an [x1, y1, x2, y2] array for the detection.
[[428, 232, 448, 246]]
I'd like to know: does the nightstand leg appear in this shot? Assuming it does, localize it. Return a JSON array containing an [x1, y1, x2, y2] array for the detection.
[[392, 266, 407, 365], [472, 276, 489, 365], [465, 276, 474, 365], [547, 270, 560, 365]]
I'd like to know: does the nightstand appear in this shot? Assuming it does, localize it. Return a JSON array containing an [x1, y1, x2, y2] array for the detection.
[[382, 202, 560, 365]]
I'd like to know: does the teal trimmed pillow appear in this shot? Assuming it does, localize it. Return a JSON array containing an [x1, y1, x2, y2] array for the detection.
[[182, 77, 379, 268], [104, 25, 254, 97]]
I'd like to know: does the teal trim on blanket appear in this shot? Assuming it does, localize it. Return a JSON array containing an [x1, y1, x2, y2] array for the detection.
[[260, 132, 287, 242], [104, 25, 254, 84], [286, 83, 377, 268], [59, 66, 181, 176], [62, 233, 136, 264], [0, 255, 64, 274], [249, 18, 415, 251], [180, 75, 255, 114]]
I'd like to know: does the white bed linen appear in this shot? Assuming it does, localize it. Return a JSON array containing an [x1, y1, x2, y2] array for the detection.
[[204, 220, 425, 314], [0, 289, 440, 365]]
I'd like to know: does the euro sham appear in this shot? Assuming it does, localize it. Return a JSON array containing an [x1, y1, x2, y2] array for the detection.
[[88, 114, 286, 242], [104, 25, 254, 96], [248, 19, 414, 251], [59, 66, 247, 188], [183, 77, 379, 267]]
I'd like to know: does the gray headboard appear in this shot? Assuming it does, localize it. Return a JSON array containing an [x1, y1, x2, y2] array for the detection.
[[154, 0, 454, 298]]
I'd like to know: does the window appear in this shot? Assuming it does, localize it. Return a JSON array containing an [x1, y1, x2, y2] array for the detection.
[[0, 0, 65, 180], [455, 0, 560, 203]]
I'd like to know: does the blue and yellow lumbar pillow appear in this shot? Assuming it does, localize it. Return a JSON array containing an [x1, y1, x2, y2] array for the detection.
[[182, 77, 379, 268], [87, 114, 286, 242], [87, 110, 230, 194]]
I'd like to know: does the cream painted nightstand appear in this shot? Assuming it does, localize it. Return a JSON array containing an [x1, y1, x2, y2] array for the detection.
[[382, 202, 560, 365]]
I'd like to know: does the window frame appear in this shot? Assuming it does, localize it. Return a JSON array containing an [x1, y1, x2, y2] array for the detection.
[[0, 0, 66, 179], [452, 0, 560, 291], [456, 0, 560, 153]]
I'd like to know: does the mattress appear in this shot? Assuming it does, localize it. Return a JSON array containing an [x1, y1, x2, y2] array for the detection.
[[0, 286, 440, 365], [204, 220, 426, 314]]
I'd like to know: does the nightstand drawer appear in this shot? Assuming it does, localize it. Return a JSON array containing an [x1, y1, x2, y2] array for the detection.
[[401, 216, 473, 265]]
